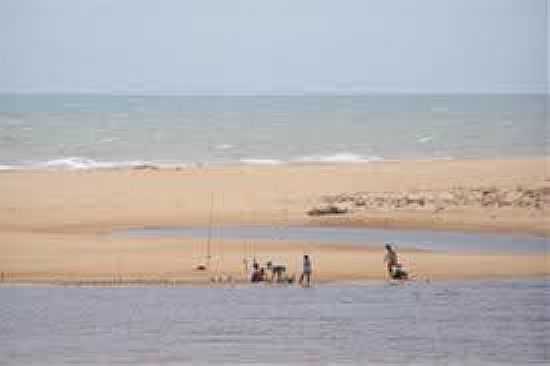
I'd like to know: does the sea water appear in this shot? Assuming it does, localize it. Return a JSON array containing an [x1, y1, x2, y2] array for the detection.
[[1, 279, 548, 365], [0, 94, 547, 169]]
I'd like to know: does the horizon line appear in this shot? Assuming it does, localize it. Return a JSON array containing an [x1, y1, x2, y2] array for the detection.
[[0, 91, 547, 97]]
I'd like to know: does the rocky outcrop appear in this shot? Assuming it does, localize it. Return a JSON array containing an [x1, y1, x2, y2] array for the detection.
[[309, 185, 549, 215]]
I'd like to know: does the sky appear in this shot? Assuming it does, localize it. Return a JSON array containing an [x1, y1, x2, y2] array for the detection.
[[0, 0, 547, 94]]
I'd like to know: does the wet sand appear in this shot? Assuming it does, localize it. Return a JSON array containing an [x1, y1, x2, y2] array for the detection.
[[0, 158, 548, 284]]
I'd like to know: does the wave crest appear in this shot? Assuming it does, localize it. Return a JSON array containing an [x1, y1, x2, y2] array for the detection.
[[294, 153, 383, 164], [239, 158, 283, 165], [0, 157, 159, 171]]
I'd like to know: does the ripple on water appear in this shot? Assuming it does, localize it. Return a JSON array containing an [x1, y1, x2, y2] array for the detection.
[[0, 279, 548, 365]]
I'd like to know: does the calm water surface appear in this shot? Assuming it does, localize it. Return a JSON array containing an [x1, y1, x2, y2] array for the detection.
[[1, 279, 548, 365], [121, 226, 548, 253]]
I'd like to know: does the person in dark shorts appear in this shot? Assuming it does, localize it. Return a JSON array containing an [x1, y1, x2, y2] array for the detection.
[[299, 255, 312, 287]]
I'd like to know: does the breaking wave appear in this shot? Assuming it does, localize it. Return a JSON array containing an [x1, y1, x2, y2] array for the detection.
[[239, 158, 283, 165], [0, 153, 403, 171], [293, 153, 384, 164], [0, 157, 166, 171], [215, 144, 234, 150], [417, 136, 434, 143]]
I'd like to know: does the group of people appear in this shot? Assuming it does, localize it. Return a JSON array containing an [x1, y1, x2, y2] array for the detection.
[[250, 244, 406, 286], [250, 255, 312, 287]]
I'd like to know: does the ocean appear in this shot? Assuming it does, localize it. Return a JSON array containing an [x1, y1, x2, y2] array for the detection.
[[1, 279, 548, 365], [0, 94, 547, 170]]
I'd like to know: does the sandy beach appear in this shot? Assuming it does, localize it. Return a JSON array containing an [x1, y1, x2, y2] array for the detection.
[[0, 158, 548, 284]]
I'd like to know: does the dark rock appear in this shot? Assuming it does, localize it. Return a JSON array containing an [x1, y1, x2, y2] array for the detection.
[[133, 164, 159, 170], [307, 204, 348, 216]]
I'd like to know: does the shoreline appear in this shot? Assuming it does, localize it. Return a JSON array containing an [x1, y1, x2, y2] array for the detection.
[[0, 154, 547, 174], [2, 275, 549, 288]]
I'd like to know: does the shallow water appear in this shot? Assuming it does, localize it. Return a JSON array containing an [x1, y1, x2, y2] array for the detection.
[[120, 226, 548, 253], [1, 279, 548, 365]]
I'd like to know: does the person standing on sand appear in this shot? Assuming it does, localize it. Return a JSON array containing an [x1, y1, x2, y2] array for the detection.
[[299, 255, 312, 287], [384, 243, 398, 276]]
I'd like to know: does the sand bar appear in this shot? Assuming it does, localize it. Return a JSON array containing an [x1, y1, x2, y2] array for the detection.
[[0, 158, 548, 284]]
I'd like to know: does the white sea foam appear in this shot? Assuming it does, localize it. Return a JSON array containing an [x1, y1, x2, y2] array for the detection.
[[0, 154, 448, 171], [0, 157, 195, 171], [215, 144, 234, 150], [33, 157, 153, 170], [294, 153, 383, 164], [0, 165, 18, 171], [239, 158, 283, 165], [417, 136, 433, 143]]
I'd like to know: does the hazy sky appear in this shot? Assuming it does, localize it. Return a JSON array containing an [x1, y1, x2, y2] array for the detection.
[[1, 0, 547, 94]]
